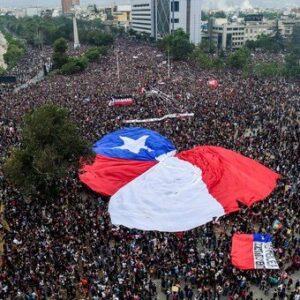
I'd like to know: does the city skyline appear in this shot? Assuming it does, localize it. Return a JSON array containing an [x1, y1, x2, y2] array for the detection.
[[0, 0, 299, 9]]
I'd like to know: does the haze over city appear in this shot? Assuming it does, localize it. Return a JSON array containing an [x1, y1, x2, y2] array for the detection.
[[0, 0, 299, 8]]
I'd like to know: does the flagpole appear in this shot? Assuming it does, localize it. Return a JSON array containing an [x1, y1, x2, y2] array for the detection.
[[167, 49, 170, 78]]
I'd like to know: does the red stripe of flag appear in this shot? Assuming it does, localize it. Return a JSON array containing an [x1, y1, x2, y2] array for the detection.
[[177, 146, 280, 213], [79, 154, 156, 195], [231, 234, 255, 269]]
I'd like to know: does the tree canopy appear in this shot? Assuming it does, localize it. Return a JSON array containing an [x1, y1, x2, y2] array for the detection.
[[52, 37, 68, 69], [4, 104, 90, 198], [60, 56, 89, 75], [226, 47, 250, 69], [53, 37, 68, 53], [84, 31, 114, 46], [160, 29, 194, 60], [3, 34, 25, 69], [214, 11, 227, 18], [192, 47, 224, 70], [84, 47, 105, 62], [0, 15, 105, 47], [284, 24, 300, 79]]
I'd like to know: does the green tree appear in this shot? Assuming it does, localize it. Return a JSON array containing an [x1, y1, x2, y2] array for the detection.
[[214, 11, 226, 18], [0, 16, 104, 47], [272, 20, 285, 52], [3, 34, 25, 69], [128, 28, 137, 36], [199, 39, 216, 54], [60, 60, 81, 75], [53, 37, 68, 53], [98, 46, 108, 56], [254, 62, 284, 77], [87, 31, 114, 46], [193, 47, 213, 69], [284, 24, 300, 79], [255, 28, 284, 53], [201, 11, 209, 21], [84, 47, 102, 61], [212, 57, 225, 70], [52, 52, 69, 69], [285, 49, 300, 79], [226, 47, 250, 69], [160, 29, 194, 60], [193, 47, 224, 70], [3, 104, 90, 198], [263, 12, 281, 20], [61, 56, 89, 75], [74, 56, 88, 71], [289, 23, 300, 52], [245, 40, 257, 51], [52, 37, 68, 69]]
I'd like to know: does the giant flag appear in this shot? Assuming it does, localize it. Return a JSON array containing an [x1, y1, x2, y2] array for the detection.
[[80, 127, 280, 232], [231, 233, 279, 269], [80, 127, 176, 196]]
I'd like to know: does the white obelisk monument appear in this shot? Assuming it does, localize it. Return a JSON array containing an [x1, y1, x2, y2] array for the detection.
[[73, 16, 80, 49]]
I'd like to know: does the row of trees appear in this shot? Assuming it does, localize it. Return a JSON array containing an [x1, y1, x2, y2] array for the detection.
[[245, 22, 285, 53], [160, 29, 249, 70], [246, 24, 300, 79], [160, 25, 300, 79], [3, 33, 25, 69], [52, 37, 110, 75], [160, 29, 194, 60], [0, 15, 114, 73], [193, 46, 250, 71], [284, 24, 300, 79], [0, 15, 105, 47]]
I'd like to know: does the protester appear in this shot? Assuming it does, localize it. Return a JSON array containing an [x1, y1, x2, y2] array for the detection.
[[0, 37, 299, 299]]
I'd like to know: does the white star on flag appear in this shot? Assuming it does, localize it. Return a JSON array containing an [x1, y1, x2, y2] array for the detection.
[[114, 135, 153, 154]]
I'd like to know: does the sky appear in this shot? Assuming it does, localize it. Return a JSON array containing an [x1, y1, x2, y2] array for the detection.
[[0, 0, 129, 8], [0, 0, 299, 9]]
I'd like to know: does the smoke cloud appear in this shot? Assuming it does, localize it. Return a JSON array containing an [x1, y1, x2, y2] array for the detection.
[[203, 0, 253, 11]]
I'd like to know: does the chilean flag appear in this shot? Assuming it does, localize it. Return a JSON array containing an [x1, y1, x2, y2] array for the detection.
[[231, 233, 279, 269], [79, 128, 280, 232], [109, 97, 134, 106]]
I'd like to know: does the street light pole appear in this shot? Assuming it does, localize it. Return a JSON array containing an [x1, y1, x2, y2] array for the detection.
[[116, 51, 120, 81], [167, 48, 170, 78]]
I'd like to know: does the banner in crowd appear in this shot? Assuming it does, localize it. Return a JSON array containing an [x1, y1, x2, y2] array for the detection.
[[272, 219, 283, 230], [208, 79, 219, 89], [231, 233, 279, 269], [123, 113, 194, 124], [80, 127, 280, 232], [0, 76, 17, 83], [109, 96, 134, 106]]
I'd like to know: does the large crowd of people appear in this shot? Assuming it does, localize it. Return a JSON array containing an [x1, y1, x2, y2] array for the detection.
[[0, 37, 299, 299], [4, 42, 89, 87]]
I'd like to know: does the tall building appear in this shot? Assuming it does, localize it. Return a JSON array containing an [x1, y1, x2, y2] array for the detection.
[[113, 5, 131, 31], [131, 0, 154, 36], [209, 18, 245, 50], [61, 0, 80, 14], [207, 15, 275, 51], [157, 0, 170, 39], [170, 0, 202, 44], [131, 0, 202, 44], [279, 18, 300, 36]]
